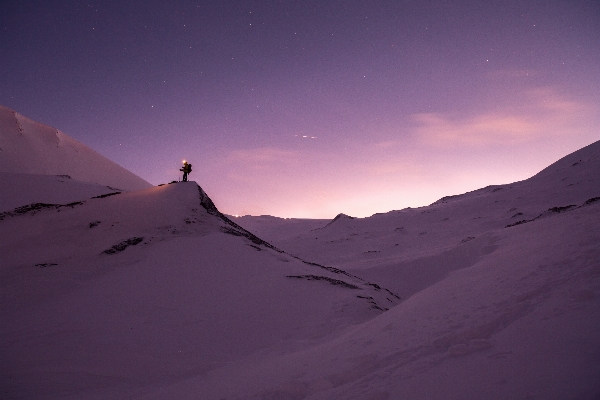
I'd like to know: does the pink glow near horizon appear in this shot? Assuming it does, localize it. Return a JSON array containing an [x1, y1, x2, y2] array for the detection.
[[1, 1, 598, 218]]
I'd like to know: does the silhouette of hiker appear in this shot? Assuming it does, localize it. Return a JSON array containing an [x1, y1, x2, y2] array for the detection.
[[180, 161, 192, 182]]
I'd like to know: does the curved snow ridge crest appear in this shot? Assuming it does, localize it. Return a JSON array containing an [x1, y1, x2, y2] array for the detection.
[[0, 189, 123, 221], [0, 201, 84, 221], [195, 183, 403, 311], [13, 109, 61, 147], [505, 196, 600, 228], [196, 183, 284, 253], [323, 213, 356, 228]]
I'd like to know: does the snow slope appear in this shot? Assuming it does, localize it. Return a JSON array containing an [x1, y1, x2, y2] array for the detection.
[[0, 173, 124, 213], [1, 107, 599, 400], [217, 140, 600, 399], [243, 140, 600, 299], [223, 199, 600, 400], [0, 182, 399, 399], [0, 105, 152, 192]]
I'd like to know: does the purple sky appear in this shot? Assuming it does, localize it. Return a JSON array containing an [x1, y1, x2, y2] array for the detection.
[[1, 1, 599, 218]]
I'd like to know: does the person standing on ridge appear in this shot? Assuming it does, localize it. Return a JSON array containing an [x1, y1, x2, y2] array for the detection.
[[180, 160, 192, 181]]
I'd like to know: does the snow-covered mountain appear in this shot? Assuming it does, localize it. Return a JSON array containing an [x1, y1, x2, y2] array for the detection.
[[0, 106, 598, 400], [1, 108, 400, 400], [240, 141, 600, 300], [0, 105, 152, 194], [0, 181, 399, 400], [228, 140, 600, 399]]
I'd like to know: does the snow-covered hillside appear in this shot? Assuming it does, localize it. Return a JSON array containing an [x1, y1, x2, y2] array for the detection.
[[0, 105, 151, 192], [242, 140, 600, 296], [0, 173, 127, 213], [0, 107, 598, 400], [229, 140, 600, 399], [0, 182, 399, 400]]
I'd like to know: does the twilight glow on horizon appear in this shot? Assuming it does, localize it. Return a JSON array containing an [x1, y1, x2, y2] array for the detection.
[[1, 1, 598, 218]]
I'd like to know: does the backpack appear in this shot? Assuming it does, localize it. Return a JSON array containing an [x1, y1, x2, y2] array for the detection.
[[187, 163, 192, 173]]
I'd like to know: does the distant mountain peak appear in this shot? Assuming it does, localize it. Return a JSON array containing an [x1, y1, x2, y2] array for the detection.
[[323, 213, 356, 228], [332, 213, 355, 221]]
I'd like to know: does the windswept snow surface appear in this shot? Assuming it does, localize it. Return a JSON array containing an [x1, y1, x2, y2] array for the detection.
[[1, 132, 599, 399], [1, 182, 399, 399], [0, 105, 152, 191], [0, 173, 122, 213], [228, 140, 600, 399]]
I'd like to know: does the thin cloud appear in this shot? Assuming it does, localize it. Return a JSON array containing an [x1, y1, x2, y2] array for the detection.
[[413, 112, 539, 146], [413, 86, 590, 147], [528, 87, 583, 115]]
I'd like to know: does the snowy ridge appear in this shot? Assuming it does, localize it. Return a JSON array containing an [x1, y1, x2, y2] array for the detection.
[[220, 141, 600, 399], [1, 181, 404, 399], [205, 191, 402, 307], [0, 181, 400, 312], [0, 105, 152, 191], [323, 212, 355, 228], [0, 172, 125, 213], [257, 140, 600, 271]]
